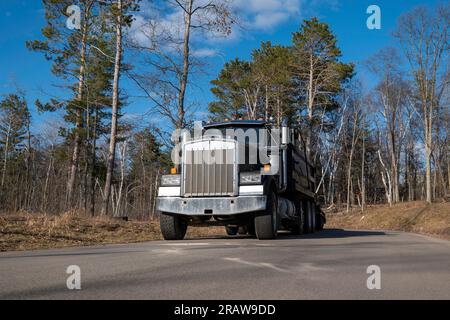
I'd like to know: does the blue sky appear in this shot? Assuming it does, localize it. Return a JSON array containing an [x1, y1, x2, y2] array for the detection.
[[0, 0, 444, 133]]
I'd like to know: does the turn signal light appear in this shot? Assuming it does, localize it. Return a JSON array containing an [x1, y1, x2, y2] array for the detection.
[[170, 167, 177, 174]]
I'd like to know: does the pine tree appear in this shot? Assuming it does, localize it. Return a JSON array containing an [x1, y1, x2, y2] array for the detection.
[[252, 42, 294, 125], [26, 0, 97, 207], [83, 10, 117, 216], [291, 17, 354, 157], [209, 58, 252, 121], [102, 0, 140, 216], [0, 94, 30, 188]]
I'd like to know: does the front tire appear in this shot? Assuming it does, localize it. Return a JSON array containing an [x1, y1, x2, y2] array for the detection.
[[160, 212, 187, 240], [255, 189, 278, 240]]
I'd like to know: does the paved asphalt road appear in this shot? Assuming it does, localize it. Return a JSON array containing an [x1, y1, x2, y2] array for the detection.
[[1, 228, 449, 299]]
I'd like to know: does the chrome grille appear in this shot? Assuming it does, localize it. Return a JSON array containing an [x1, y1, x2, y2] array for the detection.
[[183, 140, 236, 197]]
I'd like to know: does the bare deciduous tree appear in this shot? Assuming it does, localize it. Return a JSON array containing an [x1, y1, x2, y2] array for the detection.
[[130, 0, 236, 130], [394, 4, 449, 203]]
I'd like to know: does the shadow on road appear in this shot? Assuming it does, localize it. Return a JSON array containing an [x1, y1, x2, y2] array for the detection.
[[277, 228, 386, 240], [185, 228, 386, 241]]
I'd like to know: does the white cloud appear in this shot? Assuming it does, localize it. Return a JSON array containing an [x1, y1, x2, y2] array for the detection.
[[131, 0, 303, 44], [234, 0, 298, 14], [128, 0, 309, 55], [129, 15, 149, 46], [233, 0, 302, 31], [253, 11, 290, 30], [191, 48, 218, 58], [128, 6, 185, 49]]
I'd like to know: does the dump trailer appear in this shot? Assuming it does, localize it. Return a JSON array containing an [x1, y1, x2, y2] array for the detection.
[[156, 119, 325, 240]]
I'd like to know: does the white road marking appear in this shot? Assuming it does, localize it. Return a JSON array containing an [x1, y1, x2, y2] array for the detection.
[[151, 249, 181, 254], [295, 262, 329, 272], [160, 242, 210, 246], [224, 257, 330, 275], [223, 257, 290, 273]]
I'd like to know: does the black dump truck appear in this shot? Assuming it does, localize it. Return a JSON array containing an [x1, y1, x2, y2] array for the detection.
[[156, 119, 325, 240]]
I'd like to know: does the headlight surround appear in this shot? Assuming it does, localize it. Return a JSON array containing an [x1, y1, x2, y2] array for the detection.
[[239, 171, 262, 185], [161, 174, 181, 186]]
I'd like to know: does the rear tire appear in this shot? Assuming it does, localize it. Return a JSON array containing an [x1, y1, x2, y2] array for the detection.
[[311, 203, 316, 232], [225, 226, 238, 236], [255, 189, 278, 240], [316, 210, 324, 231], [290, 200, 304, 235], [303, 201, 314, 233], [160, 212, 187, 240]]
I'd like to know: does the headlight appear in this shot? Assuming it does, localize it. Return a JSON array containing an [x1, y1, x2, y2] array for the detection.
[[239, 171, 261, 185], [161, 174, 181, 186]]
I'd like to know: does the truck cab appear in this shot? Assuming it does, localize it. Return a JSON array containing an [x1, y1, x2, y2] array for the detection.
[[156, 119, 325, 240]]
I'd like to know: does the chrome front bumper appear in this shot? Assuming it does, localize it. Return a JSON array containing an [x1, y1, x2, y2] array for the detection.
[[156, 196, 267, 216]]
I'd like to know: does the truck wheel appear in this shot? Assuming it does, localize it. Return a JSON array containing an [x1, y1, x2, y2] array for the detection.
[[303, 201, 313, 233], [316, 212, 324, 231], [238, 226, 248, 235], [255, 189, 278, 240], [160, 212, 187, 240], [247, 222, 256, 236], [311, 203, 316, 232], [290, 200, 304, 235], [225, 226, 238, 236]]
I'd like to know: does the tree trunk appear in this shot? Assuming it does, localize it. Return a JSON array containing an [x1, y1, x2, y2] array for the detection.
[[66, 3, 92, 208], [346, 114, 358, 213], [176, 0, 193, 129], [389, 135, 399, 203], [276, 95, 281, 126], [361, 123, 365, 212], [378, 149, 392, 206], [1, 120, 11, 188], [448, 161, 450, 195], [90, 107, 98, 217], [425, 113, 432, 203], [265, 85, 269, 121], [102, 0, 123, 216], [306, 54, 314, 160]]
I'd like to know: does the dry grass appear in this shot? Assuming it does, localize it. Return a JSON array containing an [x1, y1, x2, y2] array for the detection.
[[0, 211, 225, 252], [326, 201, 450, 240]]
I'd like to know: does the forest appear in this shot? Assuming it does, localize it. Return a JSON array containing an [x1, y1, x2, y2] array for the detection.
[[0, 0, 448, 218]]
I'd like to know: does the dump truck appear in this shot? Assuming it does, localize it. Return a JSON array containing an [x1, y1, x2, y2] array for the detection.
[[156, 119, 325, 240]]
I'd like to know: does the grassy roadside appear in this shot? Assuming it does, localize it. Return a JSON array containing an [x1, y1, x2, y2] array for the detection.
[[0, 212, 225, 252], [326, 201, 450, 240]]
